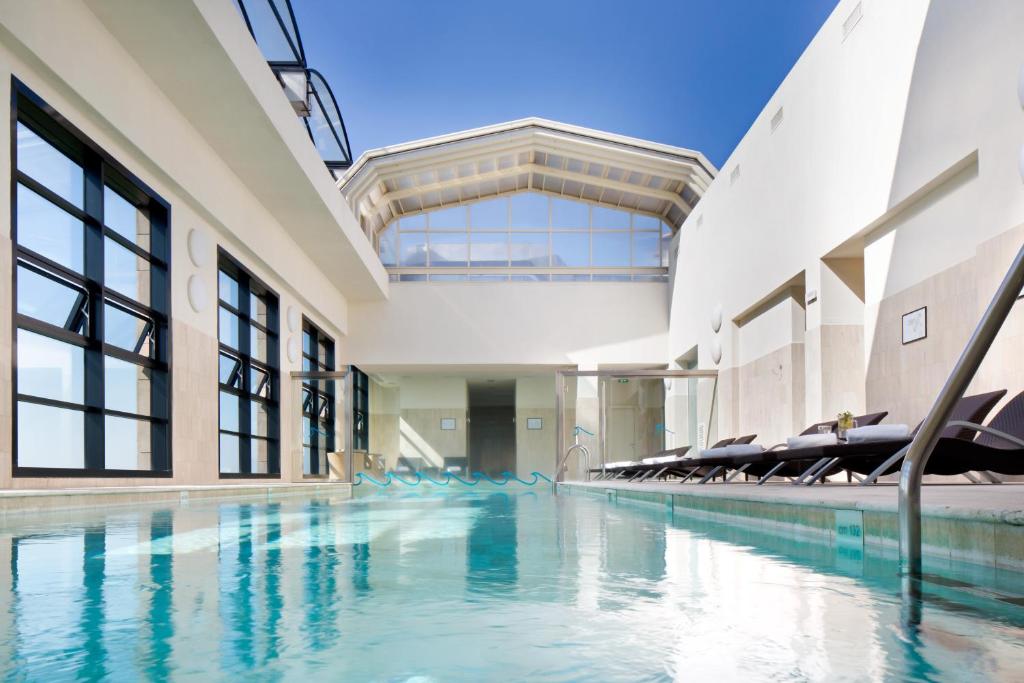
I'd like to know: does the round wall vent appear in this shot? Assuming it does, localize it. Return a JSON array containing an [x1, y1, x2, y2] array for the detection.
[[187, 228, 210, 269], [187, 274, 207, 313]]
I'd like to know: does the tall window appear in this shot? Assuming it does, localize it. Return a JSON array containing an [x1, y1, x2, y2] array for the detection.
[[217, 252, 279, 476], [376, 192, 673, 282], [352, 367, 369, 451], [12, 80, 171, 475], [301, 319, 334, 476]]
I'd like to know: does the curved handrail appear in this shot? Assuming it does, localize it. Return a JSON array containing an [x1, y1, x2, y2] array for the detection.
[[899, 242, 1024, 585]]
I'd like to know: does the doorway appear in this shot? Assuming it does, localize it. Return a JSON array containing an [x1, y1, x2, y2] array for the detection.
[[468, 380, 516, 477]]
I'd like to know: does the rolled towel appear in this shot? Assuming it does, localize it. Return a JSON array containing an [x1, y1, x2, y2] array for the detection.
[[845, 424, 910, 443], [697, 444, 765, 459], [726, 444, 765, 456], [786, 433, 838, 449], [642, 454, 686, 465], [605, 460, 639, 469]]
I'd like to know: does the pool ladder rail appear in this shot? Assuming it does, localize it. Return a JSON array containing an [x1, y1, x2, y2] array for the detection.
[[557, 426, 594, 482]]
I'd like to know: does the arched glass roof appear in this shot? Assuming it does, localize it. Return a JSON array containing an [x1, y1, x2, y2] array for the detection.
[[339, 119, 715, 242]]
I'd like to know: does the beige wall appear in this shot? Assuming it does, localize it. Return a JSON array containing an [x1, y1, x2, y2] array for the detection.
[[515, 376, 556, 478]]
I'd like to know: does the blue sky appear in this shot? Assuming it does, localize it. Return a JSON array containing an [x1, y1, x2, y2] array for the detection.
[[294, 0, 839, 169]]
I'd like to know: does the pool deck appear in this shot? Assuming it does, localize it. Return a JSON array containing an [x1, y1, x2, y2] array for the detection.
[[560, 481, 1024, 570], [0, 482, 353, 517]]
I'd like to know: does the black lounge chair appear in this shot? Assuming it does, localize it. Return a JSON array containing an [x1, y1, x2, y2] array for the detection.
[[694, 417, 886, 484], [758, 390, 1006, 485], [591, 446, 692, 480], [593, 434, 755, 482], [849, 389, 1024, 483]]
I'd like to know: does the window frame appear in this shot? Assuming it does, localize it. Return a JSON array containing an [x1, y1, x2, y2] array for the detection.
[[377, 192, 672, 282], [10, 78, 173, 478], [217, 248, 281, 478], [300, 317, 335, 477], [352, 366, 369, 452]]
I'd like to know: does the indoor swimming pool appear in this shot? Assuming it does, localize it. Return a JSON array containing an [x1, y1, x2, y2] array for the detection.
[[0, 488, 1021, 681]]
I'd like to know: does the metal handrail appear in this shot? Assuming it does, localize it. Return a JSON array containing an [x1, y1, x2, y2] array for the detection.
[[557, 444, 592, 482], [898, 242, 1024, 578], [556, 426, 593, 484]]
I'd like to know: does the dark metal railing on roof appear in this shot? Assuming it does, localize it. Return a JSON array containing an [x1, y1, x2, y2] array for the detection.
[[234, 0, 353, 175]]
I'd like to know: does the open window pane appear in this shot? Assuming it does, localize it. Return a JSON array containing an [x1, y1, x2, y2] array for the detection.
[[105, 356, 151, 416], [105, 237, 150, 305], [16, 184, 84, 273], [16, 264, 88, 333], [104, 416, 151, 470], [104, 186, 150, 250], [16, 122, 83, 209], [16, 329, 84, 403], [17, 402, 84, 469], [219, 353, 242, 388], [104, 303, 154, 357], [250, 366, 270, 398]]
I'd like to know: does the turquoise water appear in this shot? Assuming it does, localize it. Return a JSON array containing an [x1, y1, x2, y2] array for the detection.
[[0, 488, 1022, 682]]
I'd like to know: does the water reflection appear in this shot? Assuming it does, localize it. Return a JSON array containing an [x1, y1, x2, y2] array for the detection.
[[466, 493, 518, 593], [0, 490, 1020, 681]]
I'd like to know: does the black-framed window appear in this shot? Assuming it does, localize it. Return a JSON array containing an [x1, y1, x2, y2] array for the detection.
[[217, 251, 279, 477], [300, 319, 334, 476], [11, 79, 172, 477], [352, 366, 369, 451]]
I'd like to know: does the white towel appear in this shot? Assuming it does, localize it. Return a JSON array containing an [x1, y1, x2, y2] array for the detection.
[[641, 454, 686, 465], [605, 460, 639, 469], [845, 424, 910, 443], [726, 444, 765, 456], [697, 444, 764, 459], [786, 433, 838, 449]]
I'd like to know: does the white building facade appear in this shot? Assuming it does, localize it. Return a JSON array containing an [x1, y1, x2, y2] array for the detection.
[[0, 0, 1021, 488]]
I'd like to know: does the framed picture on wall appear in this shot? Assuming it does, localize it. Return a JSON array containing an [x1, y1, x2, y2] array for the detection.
[[902, 306, 927, 344], [440, 418, 457, 431], [526, 417, 543, 430]]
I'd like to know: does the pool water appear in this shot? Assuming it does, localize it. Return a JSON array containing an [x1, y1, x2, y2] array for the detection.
[[0, 488, 1022, 681]]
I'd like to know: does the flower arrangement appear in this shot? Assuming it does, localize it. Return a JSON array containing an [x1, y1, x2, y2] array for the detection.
[[837, 411, 855, 429]]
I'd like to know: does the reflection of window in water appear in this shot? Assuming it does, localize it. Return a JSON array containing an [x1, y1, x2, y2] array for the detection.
[[466, 495, 519, 593]]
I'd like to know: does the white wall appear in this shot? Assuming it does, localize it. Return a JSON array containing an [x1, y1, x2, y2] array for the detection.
[[670, 0, 1024, 440], [347, 282, 670, 367]]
